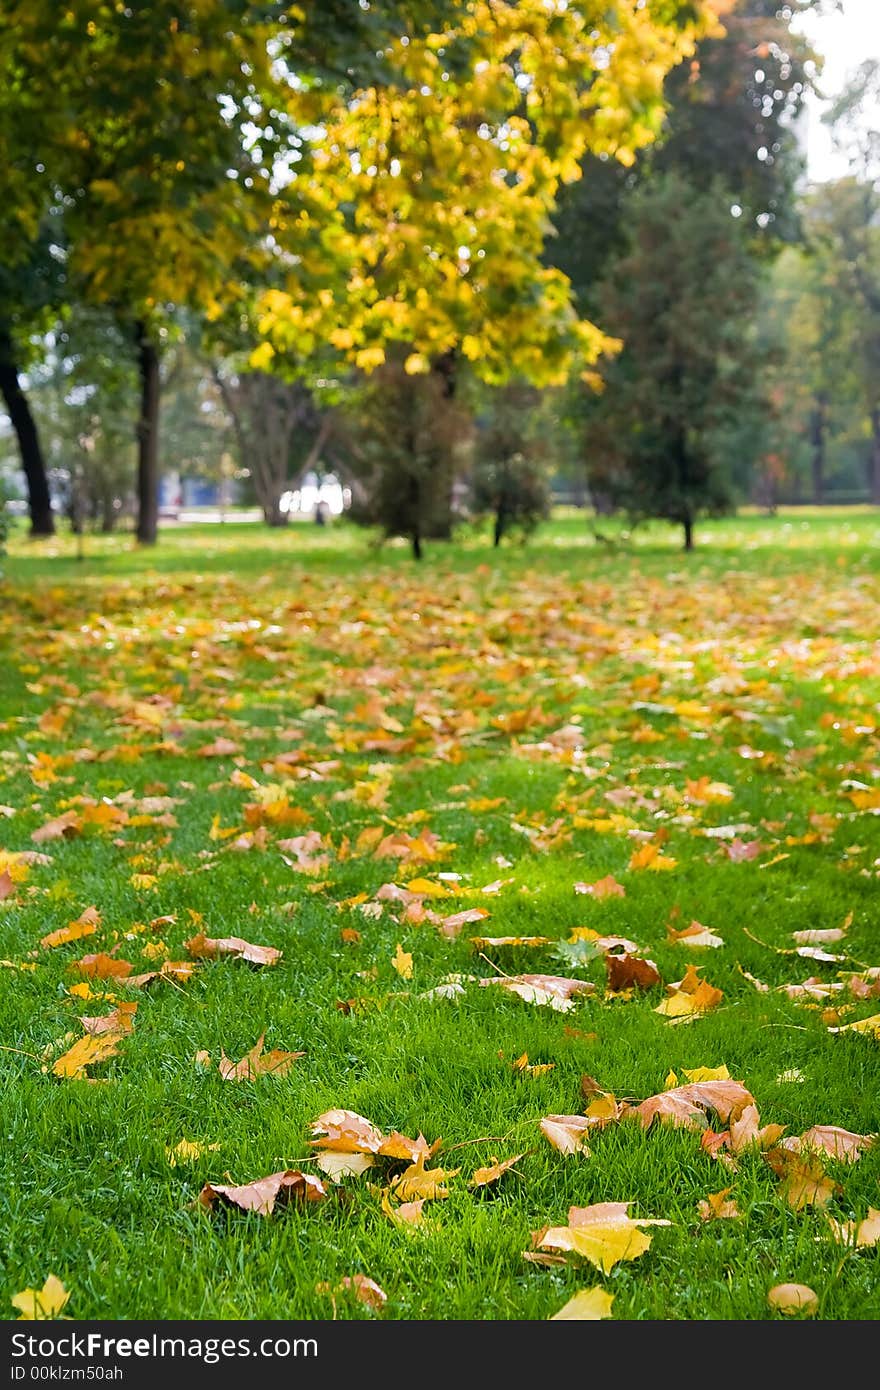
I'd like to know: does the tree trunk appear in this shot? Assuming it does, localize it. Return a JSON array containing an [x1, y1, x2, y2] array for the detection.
[[411, 528, 422, 560], [135, 322, 160, 544], [810, 393, 827, 505], [683, 514, 694, 551], [871, 407, 880, 507], [265, 501, 289, 527], [100, 491, 117, 533], [494, 499, 506, 547], [0, 329, 54, 536]]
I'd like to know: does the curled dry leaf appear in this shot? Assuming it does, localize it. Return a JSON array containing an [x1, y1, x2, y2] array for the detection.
[[783, 1125, 874, 1163], [550, 1287, 615, 1320], [199, 1169, 327, 1216], [729, 1105, 785, 1154], [435, 907, 490, 939], [32, 810, 81, 843], [828, 1013, 880, 1040], [218, 1035, 304, 1081], [311, 1109, 386, 1154], [480, 973, 594, 1013], [470, 1153, 525, 1188], [540, 1115, 592, 1156], [767, 1283, 818, 1316], [10, 1275, 70, 1320], [185, 932, 281, 967], [634, 1079, 755, 1131]]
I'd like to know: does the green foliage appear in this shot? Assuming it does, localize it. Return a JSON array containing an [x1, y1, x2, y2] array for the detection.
[[585, 175, 762, 547], [470, 385, 553, 545]]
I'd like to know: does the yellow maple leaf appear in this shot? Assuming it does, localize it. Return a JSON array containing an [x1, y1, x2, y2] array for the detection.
[[550, 1287, 615, 1320], [11, 1275, 70, 1320], [165, 1139, 221, 1167], [391, 942, 413, 980]]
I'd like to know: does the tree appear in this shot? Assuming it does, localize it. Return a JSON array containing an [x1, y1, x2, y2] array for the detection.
[[214, 368, 330, 528], [586, 175, 761, 550], [470, 384, 554, 546]]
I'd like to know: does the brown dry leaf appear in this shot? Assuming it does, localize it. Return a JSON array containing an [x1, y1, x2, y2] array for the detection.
[[391, 942, 413, 980], [537, 1202, 667, 1274], [52, 1029, 125, 1079], [378, 1131, 440, 1162], [470, 1153, 525, 1188], [0, 868, 16, 901], [568, 926, 640, 954], [387, 1153, 460, 1202], [79, 1002, 137, 1036], [767, 1283, 818, 1316], [40, 905, 101, 949], [729, 1105, 785, 1154], [311, 1109, 387, 1154], [667, 920, 724, 949], [218, 1035, 304, 1081], [550, 1287, 615, 1320], [766, 1148, 840, 1210], [185, 932, 281, 967], [317, 1274, 387, 1312], [199, 1169, 327, 1215], [481, 973, 594, 1013], [827, 1207, 880, 1248], [10, 1275, 70, 1320], [32, 810, 81, 843], [606, 954, 661, 992], [127, 960, 195, 988], [634, 1079, 755, 1131], [697, 1188, 740, 1221], [574, 875, 626, 900], [197, 737, 241, 758], [436, 907, 490, 939], [540, 1115, 592, 1156], [792, 928, 846, 946], [69, 952, 133, 980], [783, 1126, 874, 1163]]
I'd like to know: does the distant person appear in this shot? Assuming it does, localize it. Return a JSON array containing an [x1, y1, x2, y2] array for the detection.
[[314, 500, 329, 526]]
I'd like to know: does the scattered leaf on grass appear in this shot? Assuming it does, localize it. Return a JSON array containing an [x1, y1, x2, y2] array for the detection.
[[185, 932, 281, 967], [217, 1035, 304, 1081], [767, 1284, 818, 1316], [315, 1152, 376, 1182], [654, 965, 723, 1019], [165, 1140, 221, 1166], [574, 876, 625, 899], [634, 1079, 754, 1131], [782, 1126, 874, 1163], [391, 942, 413, 979], [827, 1208, 880, 1248], [606, 954, 661, 992], [52, 1029, 126, 1079], [536, 1202, 668, 1274], [311, 1110, 386, 1154], [698, 1189, 740, 1221], [387, 1154, 460, 1202], [69, 953, 133, 980], [667, 920, 724, 949], [381, 1193, 425, 1226], [470, 1153, 525, 1188], [10, 1275, 70, 1320], [550, 1287, 615, 1320], [199, 1170, 327, 1215], [540, 1115, 593, 1156], [317, 1274, 387, 1312], [79, 1002, 137, 1036], [40, 906, 101, 949], [828, 1013, 880, 1040]]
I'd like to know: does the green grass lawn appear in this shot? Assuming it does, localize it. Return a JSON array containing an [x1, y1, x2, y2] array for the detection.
[[1, 510, 879, 1321]]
